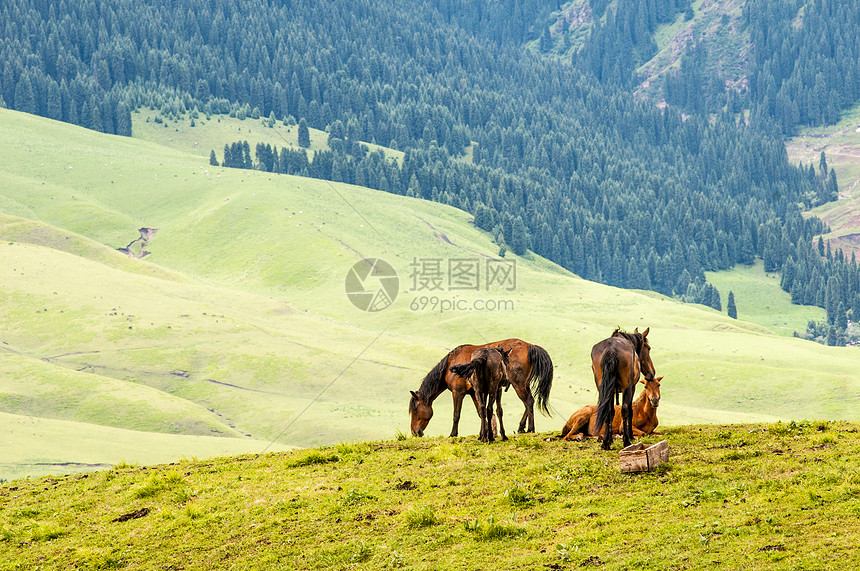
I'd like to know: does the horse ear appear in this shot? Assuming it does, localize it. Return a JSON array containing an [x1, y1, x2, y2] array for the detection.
[[638, 378, 646, 385], [634, 327, 639, 333], [642, 327, 650, 337], [654, 376, 663, 382], [410, 391, 419, 399]]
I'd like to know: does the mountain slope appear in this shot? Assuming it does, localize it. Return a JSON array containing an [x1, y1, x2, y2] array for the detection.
[[1, 109, 858, 479]]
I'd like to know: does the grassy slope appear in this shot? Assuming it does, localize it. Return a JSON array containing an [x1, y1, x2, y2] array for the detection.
[[786, 102, 860, 258], [705, 260, 825, 336], [132, 109, 405, 164], [1, 423, 859, 569], [0, 412, 293, 481], [1, 108, 859, 480]]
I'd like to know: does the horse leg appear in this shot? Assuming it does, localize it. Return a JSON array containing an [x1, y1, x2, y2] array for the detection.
[[495, 388, 507, 441], [621, 386, 635, 448], [477, 391, 489, 442], [450, 390, 469, 438], [510, 380, 533, 433], [524, 391, 535, 433], [601, 409, 613, 450], [484, 390, 495, 442]]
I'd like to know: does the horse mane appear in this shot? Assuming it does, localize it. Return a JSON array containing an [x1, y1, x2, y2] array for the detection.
[[491, 346, 511, 365], [410, 348, 457, 411], [611, 327, 643, 354]]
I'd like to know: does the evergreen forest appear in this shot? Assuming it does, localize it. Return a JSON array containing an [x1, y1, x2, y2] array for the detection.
[[2, 0, 859, 344]]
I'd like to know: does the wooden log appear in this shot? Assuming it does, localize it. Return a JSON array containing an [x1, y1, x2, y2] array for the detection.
[[619, 440, 669, 473]]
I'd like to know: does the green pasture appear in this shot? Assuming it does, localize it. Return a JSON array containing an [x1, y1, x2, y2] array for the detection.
[[0, 108, 858, 478], [0, 412, 290, 481], [131, 109, 404, 164], [705, 260, 826, 336], [1, 423, 858, 569]]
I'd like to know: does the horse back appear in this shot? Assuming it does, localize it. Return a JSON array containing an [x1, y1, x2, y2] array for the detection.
[[448, 339, 528, 384], [591, 336, 639, 386]]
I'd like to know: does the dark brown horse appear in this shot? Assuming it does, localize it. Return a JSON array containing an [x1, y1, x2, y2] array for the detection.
[[591, 327, 655, 450], [450, 347, 511, 442], [560, 376, 662, 441], [409, 339, 553, 437]]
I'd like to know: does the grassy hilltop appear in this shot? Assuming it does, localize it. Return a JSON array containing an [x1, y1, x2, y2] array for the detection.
[[1, 422, 859, 569], [0, 108, 858, 479]]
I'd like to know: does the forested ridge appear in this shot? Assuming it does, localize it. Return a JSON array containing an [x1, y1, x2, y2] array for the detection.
[[1, 0, 858, 343], [661, 0, 860, 135]]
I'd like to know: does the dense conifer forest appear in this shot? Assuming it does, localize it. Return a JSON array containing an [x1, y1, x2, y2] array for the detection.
[[1, 0, 858, 343]]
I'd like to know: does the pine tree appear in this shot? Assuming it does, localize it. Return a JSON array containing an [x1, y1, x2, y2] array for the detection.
[[298, 118, 311, 148], [14, 72, 36, 114], [727, 290, 737, 319], [826, 170, 839, 202], [210, 149, 219, 166], [115, 102, 132, 136]]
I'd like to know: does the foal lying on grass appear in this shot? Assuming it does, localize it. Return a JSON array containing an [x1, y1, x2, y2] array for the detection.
[[561, 376, 663, 441]]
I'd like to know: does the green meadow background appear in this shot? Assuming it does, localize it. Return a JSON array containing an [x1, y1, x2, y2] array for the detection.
[[0, 108, 856, 479]]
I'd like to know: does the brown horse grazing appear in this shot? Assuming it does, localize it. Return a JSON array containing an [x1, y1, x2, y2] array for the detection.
[[560, 376, 663, 441], [450, 347, 511, 442], [409, 339, 553, 437], [592, 327, 655, 450]]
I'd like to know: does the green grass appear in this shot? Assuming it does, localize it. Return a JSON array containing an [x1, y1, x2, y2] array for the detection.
[[1, 424, 859, 569], [0, 411, 291, 481], [705, 260, 826, 336], [132, 109, 404, 164], [0, 108, 859, 480]]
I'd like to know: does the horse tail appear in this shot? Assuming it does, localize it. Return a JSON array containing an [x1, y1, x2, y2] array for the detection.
[[527, 344, 554, 416], [449, 361, 477, 380], [596, 349, 618, 435]]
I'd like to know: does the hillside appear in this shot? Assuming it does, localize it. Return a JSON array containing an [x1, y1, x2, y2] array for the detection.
[[1, 109, 859, 480], [787, 103, 860, 259], [2, 423, 859, 569]]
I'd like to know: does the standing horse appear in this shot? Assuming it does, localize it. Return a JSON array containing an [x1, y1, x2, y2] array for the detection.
[[409, 339, 553, 437], [560, 376, 662, 441], [449, 347, 511, 442], [592, 327, 655, 450]]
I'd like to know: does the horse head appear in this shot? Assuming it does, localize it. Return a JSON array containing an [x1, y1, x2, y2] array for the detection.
[[494, 346, 512, 365], [409, 390, 433, 437], [633, 327, 655, 381], [639, 375, 662, 408]]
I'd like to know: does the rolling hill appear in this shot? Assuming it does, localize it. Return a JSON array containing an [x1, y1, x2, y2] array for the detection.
[[1, 108, 858, 480]]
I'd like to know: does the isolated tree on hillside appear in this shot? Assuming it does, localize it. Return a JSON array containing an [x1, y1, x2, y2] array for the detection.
[[727, 290, 737, 319], [298, 118, 311, 148], [826, 170, 839, 202], [209, 149, 219, 166]]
